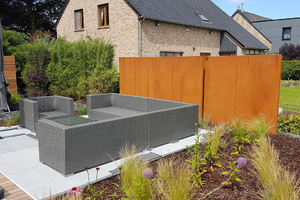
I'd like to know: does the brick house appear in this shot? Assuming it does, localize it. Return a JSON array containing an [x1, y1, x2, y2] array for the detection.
[[56, 0, 269, 64], [232, 5, 300, 53]]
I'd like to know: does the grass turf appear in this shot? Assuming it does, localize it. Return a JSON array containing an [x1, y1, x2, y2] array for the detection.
[[280, 86, 300, 111]]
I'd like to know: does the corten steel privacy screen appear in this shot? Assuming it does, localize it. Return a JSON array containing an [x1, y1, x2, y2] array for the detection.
[[120, 55, 282, 133]]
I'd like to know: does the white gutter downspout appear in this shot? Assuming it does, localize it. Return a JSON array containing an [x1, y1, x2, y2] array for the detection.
[[139, 16, 145, 57]]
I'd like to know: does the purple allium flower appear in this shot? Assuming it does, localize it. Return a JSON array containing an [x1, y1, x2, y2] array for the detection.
[[237, 157, 247, 167], [142, 168, 153, 179], [69, 187, 82, 194], [201, 139, 208, 143]]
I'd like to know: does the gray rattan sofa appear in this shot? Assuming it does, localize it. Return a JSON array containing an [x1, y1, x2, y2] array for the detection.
[[19, 96, 74, 132], [36, 94, 198, 175]]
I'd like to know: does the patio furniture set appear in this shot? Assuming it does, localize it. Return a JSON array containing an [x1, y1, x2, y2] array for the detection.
[[19, 94, 199, 175]]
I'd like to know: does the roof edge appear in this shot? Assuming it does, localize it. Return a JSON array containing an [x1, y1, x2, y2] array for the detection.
[[55, 0, 70, 30], [252, 16, 300, 23], [232, 10, 272, 45], [143, 16, 225, 32]]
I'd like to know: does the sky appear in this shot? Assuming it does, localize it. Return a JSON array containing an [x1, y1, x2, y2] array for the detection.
[[211, 0, 300, 20]]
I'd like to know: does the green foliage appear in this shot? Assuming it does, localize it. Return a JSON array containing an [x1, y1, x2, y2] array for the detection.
[[47, 37, 118, 100], [119, 145, 151, 200], [281, 60, 300, 80], [279, 85, 300, 112], [8, 94, 22, 104], [231, 118, 251, 154], [221, 157, 243, 190], [156, 159, 193, 200], [248, 115, 274, 141], [199, 113, 211, 129], [211, 124, 225, 155], [24, 50, 51, 97], [219, 139, 228, 149], [204, 131, 222, 171], [82, 168, 113, 200], [29, 30, 55, 45], [1, 29, 28, 55], [5, 113, 20, 126], [186, 123, 207, 188], [78, 106, 87, 115], [278, 114, 300, 135], [0, 0, 67, 34], [13, 40, 52, 94], [251, 136, 299, 200]]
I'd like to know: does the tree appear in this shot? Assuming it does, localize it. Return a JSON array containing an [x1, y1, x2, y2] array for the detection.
[[279, 43, 300, 61], [0, 0, 67, 34]]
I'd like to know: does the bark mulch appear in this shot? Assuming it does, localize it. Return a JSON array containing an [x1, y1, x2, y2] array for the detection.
[[82, 133, 300, 200]]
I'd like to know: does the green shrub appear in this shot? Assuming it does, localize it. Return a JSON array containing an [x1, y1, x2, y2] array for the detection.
[[78, 106, 87, 115], [13, 41, 52, 94], [47, 37, 118, 101], [278, 114, 300, 135], [281, 60, 300, 80], [1, 29, 28, 56], [8, 94, 22, 104]]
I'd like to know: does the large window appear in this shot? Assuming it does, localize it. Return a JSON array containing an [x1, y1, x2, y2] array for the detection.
[[282, 27, 291, 41], [74, 10, 84, 30], [160, 51, 183, 57], [99, 4, 109, 27]]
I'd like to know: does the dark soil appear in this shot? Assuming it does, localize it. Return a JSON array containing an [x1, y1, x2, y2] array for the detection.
[[83, 133, 300, 200]]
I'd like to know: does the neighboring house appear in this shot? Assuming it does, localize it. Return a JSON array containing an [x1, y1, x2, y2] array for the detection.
[[232, 4, 300, 53], [56, 0, 269, 64]]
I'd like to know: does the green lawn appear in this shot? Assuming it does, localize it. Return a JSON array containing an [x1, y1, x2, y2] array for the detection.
[[279, 86, 300, 111]]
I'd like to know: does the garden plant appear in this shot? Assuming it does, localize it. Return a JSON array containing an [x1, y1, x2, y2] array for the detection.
[[51, 116, 300, 199]]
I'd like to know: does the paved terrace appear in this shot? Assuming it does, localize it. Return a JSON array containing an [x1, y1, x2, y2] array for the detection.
[[0, 118, 208, 200]]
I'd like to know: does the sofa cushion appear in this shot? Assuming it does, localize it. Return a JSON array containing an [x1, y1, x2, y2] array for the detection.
[[39, 111, 68, 119], [93, 106, 144, 117]]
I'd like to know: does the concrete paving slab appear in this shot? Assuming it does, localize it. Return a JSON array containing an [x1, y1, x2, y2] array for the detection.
[[0, 136, 38, 154], [0, 126, 208, 200], [0, 126, 33, 138]]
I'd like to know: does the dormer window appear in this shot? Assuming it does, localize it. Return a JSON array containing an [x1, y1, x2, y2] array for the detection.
[[196, 13, 209, 22]]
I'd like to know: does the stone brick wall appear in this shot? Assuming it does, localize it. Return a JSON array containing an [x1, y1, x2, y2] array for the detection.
[[141, 20, 221, 57], [56, 0, 139, 64], [233, 13, 272, 50]]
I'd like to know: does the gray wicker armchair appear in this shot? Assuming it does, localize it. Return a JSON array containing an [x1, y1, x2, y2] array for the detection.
[[19, 96, 74, 132]]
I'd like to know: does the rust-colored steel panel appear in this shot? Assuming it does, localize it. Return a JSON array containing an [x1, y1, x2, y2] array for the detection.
[[120, 55, 282, 133], [204, 55, 281, 132]]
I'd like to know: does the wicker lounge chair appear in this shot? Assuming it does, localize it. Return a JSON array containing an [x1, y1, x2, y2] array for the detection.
[[19, 96, 74, 132]]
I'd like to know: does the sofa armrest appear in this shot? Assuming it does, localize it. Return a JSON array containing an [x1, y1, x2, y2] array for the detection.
[[87, 94, 112, 116], [55, 96, 74, 115], [19, 99, 39, 131]]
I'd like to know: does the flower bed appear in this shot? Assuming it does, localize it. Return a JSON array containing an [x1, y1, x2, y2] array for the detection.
[[58, 117, 300, 200]]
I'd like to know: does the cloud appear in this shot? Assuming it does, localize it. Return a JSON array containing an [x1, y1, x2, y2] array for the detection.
[[228, 0, 244, 2]]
